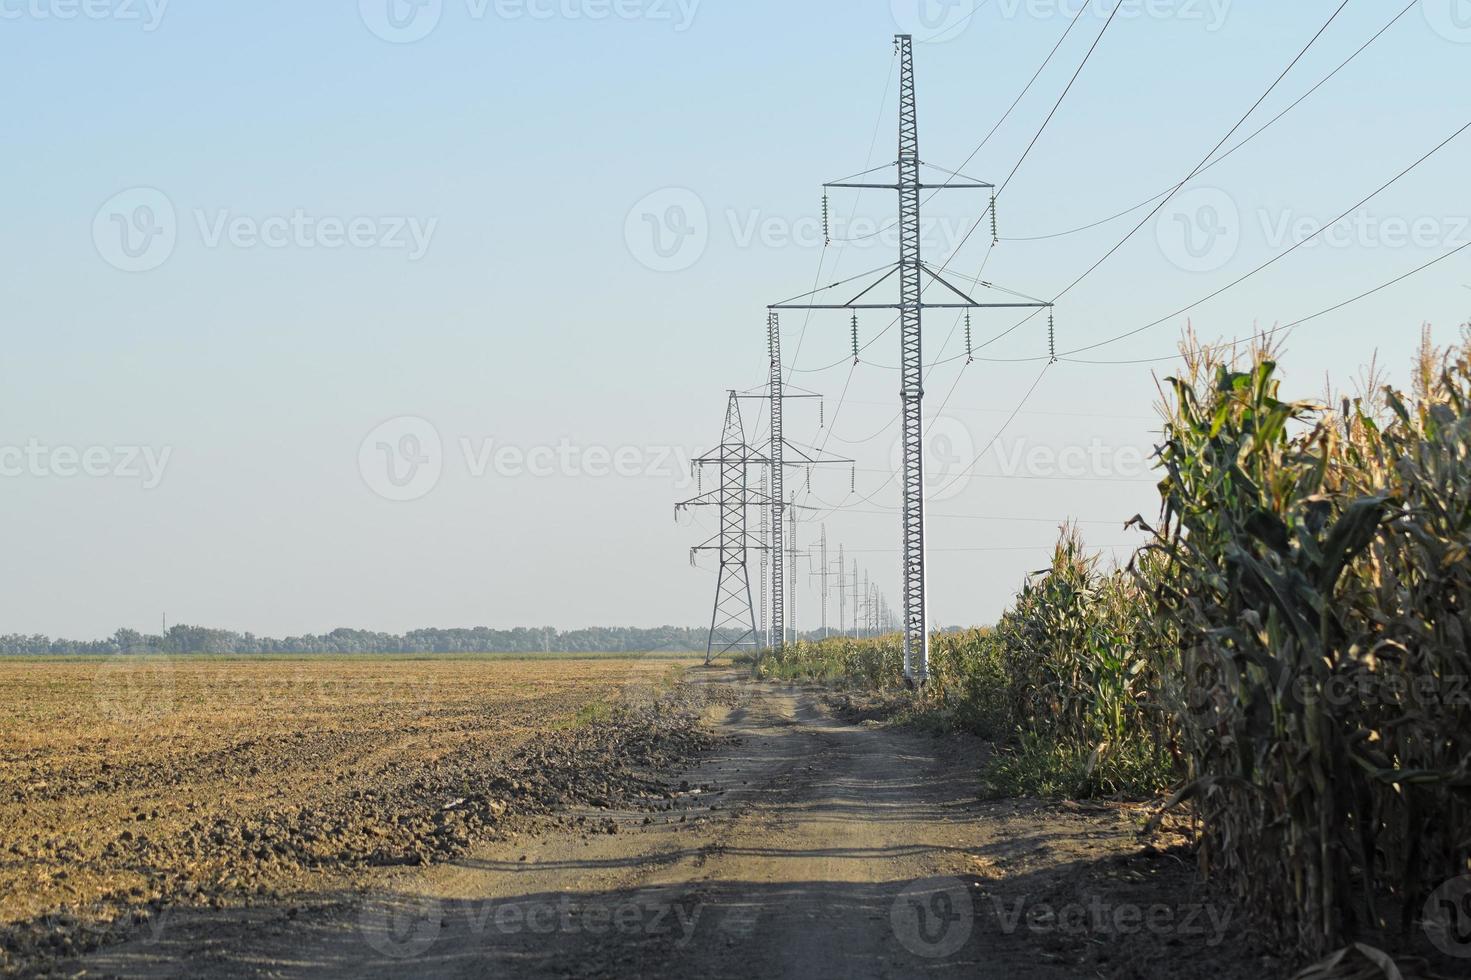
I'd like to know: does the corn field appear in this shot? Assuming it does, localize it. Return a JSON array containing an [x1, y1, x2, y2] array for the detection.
[[757, 328, 1471, 967]]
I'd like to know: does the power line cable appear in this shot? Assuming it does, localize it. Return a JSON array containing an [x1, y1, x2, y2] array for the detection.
[[1006, 1, 1416, 243]]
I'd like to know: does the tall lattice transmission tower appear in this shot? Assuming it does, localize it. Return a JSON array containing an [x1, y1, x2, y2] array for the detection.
[[676, 392, 773, 663], [752, 311, 851, 653], [771, 35, 1054, 686]]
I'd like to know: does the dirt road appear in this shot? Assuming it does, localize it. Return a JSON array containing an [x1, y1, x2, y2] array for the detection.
[[77, 677, 1261, 979]]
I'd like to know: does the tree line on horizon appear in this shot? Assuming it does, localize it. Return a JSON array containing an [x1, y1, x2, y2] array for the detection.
[[0, 623, 938, 656], [0, 624, 713, 655]]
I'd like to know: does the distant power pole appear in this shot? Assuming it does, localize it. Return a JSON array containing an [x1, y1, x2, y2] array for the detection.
[[819, 525, 829, 638], [743, 313, 849, 652], [677, 392, 775, 663], [787, 501, 798, 645], [769, 35, 1054, 685], [835, 544, 847, 636]]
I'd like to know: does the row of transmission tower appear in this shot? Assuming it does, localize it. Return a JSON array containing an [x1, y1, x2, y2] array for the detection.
[[680, 34, 1054, 681]]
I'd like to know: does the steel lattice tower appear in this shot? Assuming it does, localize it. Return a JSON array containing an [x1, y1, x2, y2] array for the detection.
[[757, 466, 769, 649], [770, 35, 1054, 685], [767, 313, 785, 650], [676, 392, 773, 663], [896, 37, 927, 683], [679, 378, 844, 661]]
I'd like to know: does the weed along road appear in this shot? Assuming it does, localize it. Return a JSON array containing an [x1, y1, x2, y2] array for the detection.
[[78, 674, 1255, 979]]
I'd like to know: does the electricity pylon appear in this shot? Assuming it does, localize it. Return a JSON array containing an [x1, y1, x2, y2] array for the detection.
[[770, 34, 1054, 686], [676, 392, 773, 663], [815, 525, 830, 638], [741, 313, 851, 654], [757, 467, 769, 649]]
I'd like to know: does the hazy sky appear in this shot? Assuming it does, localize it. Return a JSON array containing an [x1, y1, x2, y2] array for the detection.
[[3, 0, 1468, 638]]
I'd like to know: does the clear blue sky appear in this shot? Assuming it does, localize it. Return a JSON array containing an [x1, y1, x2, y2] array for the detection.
[[2, 0, 1467, 638]]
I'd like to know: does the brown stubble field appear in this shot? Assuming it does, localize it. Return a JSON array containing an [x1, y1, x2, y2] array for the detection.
[[0, 655, 706, 969]]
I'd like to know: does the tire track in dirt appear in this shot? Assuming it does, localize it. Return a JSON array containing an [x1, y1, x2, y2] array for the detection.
[[76, 676, 1264, 979]]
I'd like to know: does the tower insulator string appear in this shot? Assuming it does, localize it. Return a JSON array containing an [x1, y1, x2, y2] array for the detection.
[[964, 311, 974, 364], [990, 193, 998, 244], [822, 192, 831, 246], [851, 312, 860, 364], [1048, 310, 1057, 363]]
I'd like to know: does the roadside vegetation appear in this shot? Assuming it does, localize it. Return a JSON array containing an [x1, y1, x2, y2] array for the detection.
[[753, 328, 1471, 967]]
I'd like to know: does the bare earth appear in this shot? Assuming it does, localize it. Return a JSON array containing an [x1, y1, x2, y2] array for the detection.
[[67, 674, 1273, 979]]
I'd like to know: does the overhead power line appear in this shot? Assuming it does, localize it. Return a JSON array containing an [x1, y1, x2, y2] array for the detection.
[[1006, 1, 1417, 243]]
